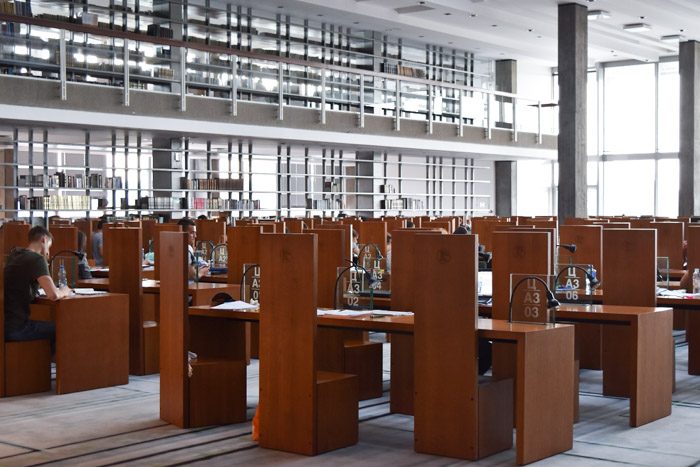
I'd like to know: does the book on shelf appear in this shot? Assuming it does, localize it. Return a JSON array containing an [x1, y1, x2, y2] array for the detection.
[[180, 177, 244, 191]]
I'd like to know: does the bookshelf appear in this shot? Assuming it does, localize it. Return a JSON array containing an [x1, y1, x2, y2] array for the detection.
[[0, 127, 492, 220]]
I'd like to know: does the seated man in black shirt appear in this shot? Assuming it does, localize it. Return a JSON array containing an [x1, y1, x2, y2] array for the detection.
[[4, 226, 72, 352], [177, 218, 210, 280]]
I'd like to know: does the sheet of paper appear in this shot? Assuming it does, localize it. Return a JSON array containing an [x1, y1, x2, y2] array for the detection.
[[317, 309, 372, 317], [212, 300, 260, 311]]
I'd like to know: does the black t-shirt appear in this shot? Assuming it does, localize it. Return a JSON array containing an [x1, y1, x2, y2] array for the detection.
[[3, 248, 50, 333]]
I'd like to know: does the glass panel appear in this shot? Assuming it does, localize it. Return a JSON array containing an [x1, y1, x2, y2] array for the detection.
[[516, 160, 552, 215], [604, 64, 655, 154], [602, 160, 655, 215], [657, 158, 679, 217], [658, 61, 679, 153]]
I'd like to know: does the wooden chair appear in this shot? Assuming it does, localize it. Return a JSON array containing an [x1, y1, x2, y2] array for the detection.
[[259, 233, 358, 455], [310, 228, 383, 400], [0, 222, 51, 397], [160, 231, 246, 428], [414, 234, 513, 459]]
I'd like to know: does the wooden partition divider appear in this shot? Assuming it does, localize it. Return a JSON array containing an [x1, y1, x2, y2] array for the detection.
[[196, 219, 226, 244], [49, 226, 78, 256], [414, 234, 512, 459], [559, 224, 604, 370], [227, 224, 264, 359], [650, 222, 684, 270], [140, 219, 156, 252], [491, 231, 552, 320], [491, 231, 551, 383], [108, 227, 150, 375], [159, 231, 247, 428], [603, 229, 656, 307], [159, 232, 189, 427], [285, 218, 306, 233], [310, 227, 382, 400], [384, 218, 406, 234], [358, 221, 388, 259], [602, 228, 657, 397], [259, 233, 358, 455], [227, 225, 264, 284], [388, 229, 429, 415], [471, 218, 516, 252], [596, 222, 631, 229], [153, 223, 181, 280], [421, 220, 452, 233], [306, 229, 347, 308], [313, 223, 352, 259], [73, 219, 93, 259], [558, 225, 604, 280]]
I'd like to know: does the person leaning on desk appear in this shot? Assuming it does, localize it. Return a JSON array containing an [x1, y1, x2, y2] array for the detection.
[[177, 217, 210, 280], [4, 226, 72, 353]]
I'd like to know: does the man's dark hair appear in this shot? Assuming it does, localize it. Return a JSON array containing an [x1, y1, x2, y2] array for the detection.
[[28, 226, 52, 243], [453, 226, 469, 235], [177, 217, 196, 228], [406, 221, 415, 228], [197, 214, 208, 220]]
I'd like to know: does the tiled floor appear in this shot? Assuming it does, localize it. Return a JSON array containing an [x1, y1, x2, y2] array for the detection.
[[1, 340, 699, 466]]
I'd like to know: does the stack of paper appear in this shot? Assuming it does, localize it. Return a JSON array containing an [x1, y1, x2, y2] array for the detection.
[[73, 288, 107, 296], [369, 310, 414, 317]]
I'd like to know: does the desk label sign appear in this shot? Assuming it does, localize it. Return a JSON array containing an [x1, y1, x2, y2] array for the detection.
[[242, 263, 261, 304], [554, 263, 596, 304], [509, 273, 556, 324], [337, 266, 373, 309]]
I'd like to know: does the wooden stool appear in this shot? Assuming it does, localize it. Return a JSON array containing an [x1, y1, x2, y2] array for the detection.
[[5, 339, 51, 397], [477, 376, 514, 458], [189, 358, 247, 427], [344, 339, 383, 400], [317, 371, 359, 453]]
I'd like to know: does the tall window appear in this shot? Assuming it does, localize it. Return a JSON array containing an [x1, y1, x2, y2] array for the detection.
[[658, 61, 680, 153], [602, 160, 655, 215], [516, 160, 553, 215]]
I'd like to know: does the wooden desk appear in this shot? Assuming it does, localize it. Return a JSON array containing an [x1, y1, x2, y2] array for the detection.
[[77, 278, 238, 306], [89, 266, 155, 279], [31, 293, 129, 394], [188, 307, 574, 465], [555, 304, 673, 427], [199, 273, 229, 284]]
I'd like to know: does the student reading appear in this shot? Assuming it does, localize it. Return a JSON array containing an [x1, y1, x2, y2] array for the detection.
[[177, 218, 210, 280], [4, 226, 72, 352]]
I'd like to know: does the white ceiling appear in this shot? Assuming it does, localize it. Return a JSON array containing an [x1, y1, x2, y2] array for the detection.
[[238, 0, 700, 66]]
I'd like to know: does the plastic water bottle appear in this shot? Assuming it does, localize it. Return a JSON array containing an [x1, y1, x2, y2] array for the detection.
[[58, 260, 67, 288], [693, 268, 700, 294]]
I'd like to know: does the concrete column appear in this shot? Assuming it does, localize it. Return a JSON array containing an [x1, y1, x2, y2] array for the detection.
[[679, 41, 700, 216], [495, 161, 516, 216], [494, 59, 517, 216], [557, 3, 587, 221]]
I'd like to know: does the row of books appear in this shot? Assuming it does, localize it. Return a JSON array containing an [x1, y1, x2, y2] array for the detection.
[[188, 198, 260, 210], [17, 195, 92, 210], [136, 196, 183, 210], [16, 174, 123, 189], [0, 1, 31, 16], [179, 177, 244, 191], [379, 198, 425, 210]]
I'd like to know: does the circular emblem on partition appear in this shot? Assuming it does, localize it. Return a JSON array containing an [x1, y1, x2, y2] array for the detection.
[[280, 249, 292, 263], [437, 249, 451, 264]]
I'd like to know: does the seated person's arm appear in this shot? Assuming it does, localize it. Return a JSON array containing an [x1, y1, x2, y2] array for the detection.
[[37, 275, 71, 300], [680, 269, 692, 292]]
